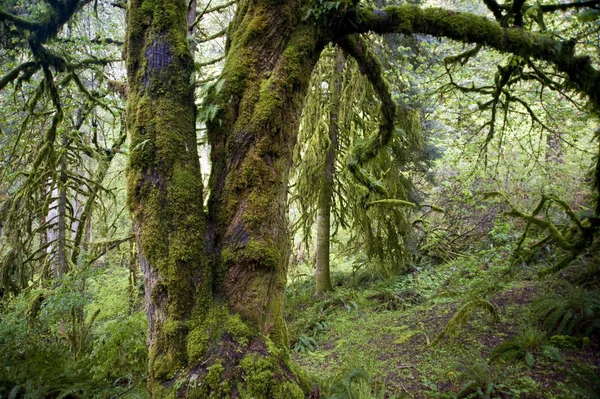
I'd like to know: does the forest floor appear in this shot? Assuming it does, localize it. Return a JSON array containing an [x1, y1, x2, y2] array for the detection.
[[285, 248, 600, 398]]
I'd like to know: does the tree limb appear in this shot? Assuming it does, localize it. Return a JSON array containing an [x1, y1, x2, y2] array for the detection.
[[0, 61, 38, 91], [345, 5, 600, 110], [1, 0, 92, 45], [198, 28, 227, 44], [536, 0, 600, 12]]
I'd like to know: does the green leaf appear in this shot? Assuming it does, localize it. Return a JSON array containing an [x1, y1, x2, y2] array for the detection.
[[525, 351, 535, 368]]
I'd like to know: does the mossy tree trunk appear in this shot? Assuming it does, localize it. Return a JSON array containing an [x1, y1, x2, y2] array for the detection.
[[125, 0, 211, 393], [315, 49, 345, 297], [206, 0, 327, 341], [126, 0, 321, 396]]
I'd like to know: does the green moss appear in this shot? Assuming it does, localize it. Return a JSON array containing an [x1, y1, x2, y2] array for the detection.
[[206, 363, 225, 391], [275, 381, 305, 399], [163, 318, 185, 337], [224, 314, 253, 345], [252, 78, 281, 124], [238, 351, 306, 399], [221, 239, 280, 270], [239, 353, 276, 398], [239, 10, 269, 44], [247, 239, 280, 269], [151, 351, 177, 381], [186, 328, 209, 363]]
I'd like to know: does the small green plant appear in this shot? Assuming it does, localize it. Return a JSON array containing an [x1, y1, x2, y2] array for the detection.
[[532, 283, 600, 336], [567, 364, 600, 399], [367, 286, 423, 311], [322, 368, 401, 399], [490, 327, 561, 368], [320, 294, 359, 313], [293, 333, 318, 353], [451, 357, 510, 399]]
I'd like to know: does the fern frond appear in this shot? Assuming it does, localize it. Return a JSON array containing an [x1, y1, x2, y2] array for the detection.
[[533, 284, 600, 336], [433, 298, 499, 345], [491, 327, 547, 366]]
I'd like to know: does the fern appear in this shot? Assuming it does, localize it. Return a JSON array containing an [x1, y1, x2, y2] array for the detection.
[[293, 333, 317, 353], [367, 287, 423, 311], [323, 368, 401, 399], [532, 283, 600, 336], [433, 298, 499, 345], [450, 356, 517, 399], [491, 327, 560, 368]]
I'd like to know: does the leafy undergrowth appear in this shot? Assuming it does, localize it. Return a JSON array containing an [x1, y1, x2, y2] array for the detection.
[[286, 249, 600, 399]]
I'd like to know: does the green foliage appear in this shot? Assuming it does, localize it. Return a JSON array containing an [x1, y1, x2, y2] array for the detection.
[[0, 266, 147, 398], [567, 365, 600, 399], [490, 327, 561, 368], [291, 43, 430, 281], [366, 284, 423, 311], [321, 368, 400, 399], [451, 357, 512, 399], [303, 0, 342, 23], [532, 283, 600, 336], [320, 294, 359, 313], [433, 297, 500, 345], [293, 333, 318, 353]]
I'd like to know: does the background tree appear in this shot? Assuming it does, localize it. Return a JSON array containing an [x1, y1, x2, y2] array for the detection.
[[292, 42, 430, 296]]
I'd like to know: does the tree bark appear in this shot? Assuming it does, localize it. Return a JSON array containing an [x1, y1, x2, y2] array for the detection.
[[315, 49, 345, 297], [127, 0, 323, 395]]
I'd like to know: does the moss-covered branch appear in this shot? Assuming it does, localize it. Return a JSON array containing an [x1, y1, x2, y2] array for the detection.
[[367, 199, 444, 213], [1, 0, 92, 45], [344, 5, 600, 110], [486, 192, 597, 276], [0, 61, 38, 91], [0, 9, 41, 31]]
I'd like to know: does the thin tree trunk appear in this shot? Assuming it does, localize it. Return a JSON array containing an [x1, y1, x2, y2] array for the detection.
[[128, 239, 137, 313], [315, 49, 345, 297], [57, 132, 68, 276]]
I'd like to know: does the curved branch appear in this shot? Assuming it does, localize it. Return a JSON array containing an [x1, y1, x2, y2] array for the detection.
[[1, 0, 92, 45], [344, 5, 600, 110], [537, 0, 600, 12], [482, 0, 503, 21], [0, 9, 41, 31], [0, 61, 38, 91], [198, 28, 227, 44], [368, 199, 444, 212]]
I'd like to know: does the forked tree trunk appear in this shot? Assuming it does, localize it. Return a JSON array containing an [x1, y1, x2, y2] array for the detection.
[[315, 49, 345, 297], [126, 0, 320, 396]]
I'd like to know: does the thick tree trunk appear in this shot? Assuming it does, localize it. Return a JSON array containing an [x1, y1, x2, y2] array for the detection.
[[206, 0, 324, 340], [125, 0, 338, 395], [315, 49, 345, 297], [125, 0, 211, 393]]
